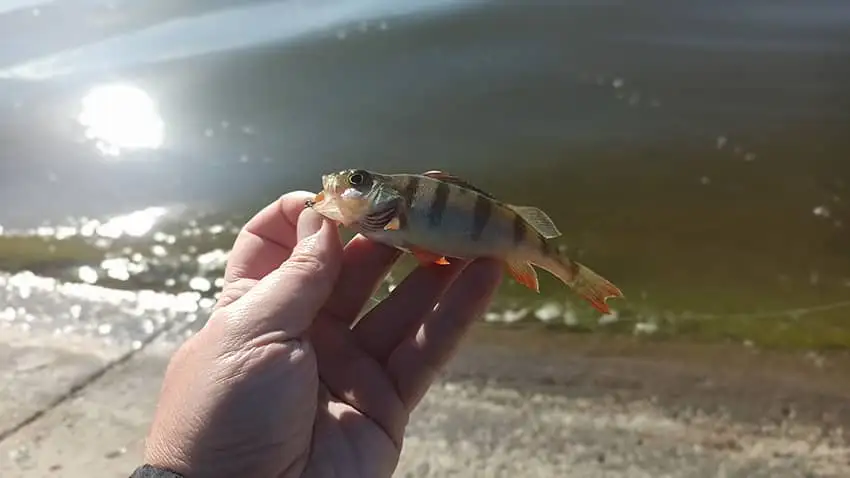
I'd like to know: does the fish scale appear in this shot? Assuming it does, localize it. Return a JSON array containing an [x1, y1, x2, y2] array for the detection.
[[385, 173, 525, 259], [307, 169, 624, 314]]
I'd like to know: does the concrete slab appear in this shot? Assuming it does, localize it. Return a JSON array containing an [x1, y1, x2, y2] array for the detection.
[[0, 271, 208, 475], [398, 382, 849, 478], [1, 328, 848, 478], [0, 335, 177, 478], [0, 331, 111, 438]]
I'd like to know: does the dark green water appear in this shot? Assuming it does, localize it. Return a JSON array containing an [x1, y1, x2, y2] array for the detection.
[[1, 0, 849, 349]]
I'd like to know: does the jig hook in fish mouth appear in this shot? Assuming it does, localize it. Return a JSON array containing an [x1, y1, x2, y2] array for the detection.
[[304, 191, 325, 208]]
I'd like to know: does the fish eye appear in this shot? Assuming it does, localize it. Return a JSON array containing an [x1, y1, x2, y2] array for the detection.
[[348, 171, 367, 186]]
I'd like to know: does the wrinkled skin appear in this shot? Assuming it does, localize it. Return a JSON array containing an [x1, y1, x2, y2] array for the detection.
[[143, 191, 503, 478]]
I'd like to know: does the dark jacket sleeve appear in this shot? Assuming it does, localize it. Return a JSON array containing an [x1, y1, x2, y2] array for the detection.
[[129, 464, 185, 477]]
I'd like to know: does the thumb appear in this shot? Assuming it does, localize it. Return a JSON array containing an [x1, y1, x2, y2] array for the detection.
[[222, 208, 343, 343]]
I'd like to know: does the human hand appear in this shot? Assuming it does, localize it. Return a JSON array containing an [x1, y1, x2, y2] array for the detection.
[[142, 191, 503, 478]]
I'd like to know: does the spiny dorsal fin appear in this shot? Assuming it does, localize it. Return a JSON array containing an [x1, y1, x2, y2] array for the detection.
[[507, 205, 562, 239], [421, 170, 496, 199]]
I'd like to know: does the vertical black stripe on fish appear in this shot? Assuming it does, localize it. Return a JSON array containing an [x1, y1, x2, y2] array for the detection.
[[512, 210, 527, 246], [471, 193, 492, 241], [397, 210, 409, 230], [539, 234, 550, 256], [428, 181, 451, 228], [401, 176, 420, 206], [568, 258, 581, 280], [398, 176, 420, 230]]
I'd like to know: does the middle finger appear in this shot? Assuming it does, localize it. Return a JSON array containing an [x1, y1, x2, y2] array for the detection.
[[352, 259, 469, 362], [321, 234, 402, 325]]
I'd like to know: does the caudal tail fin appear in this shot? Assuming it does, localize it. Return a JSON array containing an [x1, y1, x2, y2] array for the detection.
[[538, 252, 624, 314]]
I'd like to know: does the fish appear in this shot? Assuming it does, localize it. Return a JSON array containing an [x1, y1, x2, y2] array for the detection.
[[305, 169, 624, 314]]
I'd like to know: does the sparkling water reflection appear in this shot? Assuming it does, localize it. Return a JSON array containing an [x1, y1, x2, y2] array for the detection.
[[3, 200, 850, 349], [25, 207, 169, 239], [92, 206, 168, 238], [77, 83, 165, 158], [0, 269, 213, 348]]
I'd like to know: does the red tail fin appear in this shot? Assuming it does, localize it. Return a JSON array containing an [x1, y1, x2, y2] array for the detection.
[[536, 253, 624, 314], [568, 262, 624, 314]]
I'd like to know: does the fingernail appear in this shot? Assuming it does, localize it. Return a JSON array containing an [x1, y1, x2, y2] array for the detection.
[[297, 207, 326, 242]]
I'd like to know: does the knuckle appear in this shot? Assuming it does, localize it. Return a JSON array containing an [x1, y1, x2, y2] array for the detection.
[[281, 251, 327, 277], [213, 281, 251, 309]]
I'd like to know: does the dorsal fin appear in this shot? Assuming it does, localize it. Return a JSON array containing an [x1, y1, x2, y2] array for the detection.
[[421, 170, 496, 199], [507, 205, 562, 239]]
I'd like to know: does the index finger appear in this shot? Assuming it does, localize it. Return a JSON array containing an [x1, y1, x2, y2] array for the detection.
[[224, 191, 315, 285]]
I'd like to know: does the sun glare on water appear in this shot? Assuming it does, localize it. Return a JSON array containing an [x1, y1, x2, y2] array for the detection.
[[77, 83, 165, 158]]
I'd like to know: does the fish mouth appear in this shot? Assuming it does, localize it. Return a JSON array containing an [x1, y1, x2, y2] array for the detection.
[[311, 191, 325, 203], [307, 173, 348, 223], [308, 174, 336, 206], [320, 173, 347, 197]]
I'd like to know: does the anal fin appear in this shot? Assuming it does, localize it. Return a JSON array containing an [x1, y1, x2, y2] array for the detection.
[[505, 258, 539, 292]]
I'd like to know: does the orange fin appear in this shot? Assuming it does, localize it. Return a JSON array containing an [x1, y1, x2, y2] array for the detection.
[[409, 246, 451, 266], [571, 263, 624, 314], [537, 249, 624, 315], [384, 217, 401, 231], [505, 258, 539, 292], [421, 170, 496, 199]]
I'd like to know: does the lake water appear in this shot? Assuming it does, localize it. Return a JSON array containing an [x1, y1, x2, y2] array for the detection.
[[1, 0, 849, 349]]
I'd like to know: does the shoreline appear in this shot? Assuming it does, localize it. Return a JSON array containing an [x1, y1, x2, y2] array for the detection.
[[455, 325, 850, 429]]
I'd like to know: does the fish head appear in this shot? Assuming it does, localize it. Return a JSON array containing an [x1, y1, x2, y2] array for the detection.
[[307, 169, 395, 226]]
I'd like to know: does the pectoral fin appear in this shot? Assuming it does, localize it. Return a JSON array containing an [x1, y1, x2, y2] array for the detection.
[[507, 205, 561, 239], [409, 246, 451, 266], [383, 216, 401, 231], [505, 258, 539, 292]]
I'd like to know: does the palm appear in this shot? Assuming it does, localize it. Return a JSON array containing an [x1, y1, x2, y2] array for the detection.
[[296, 321, 402, 478], [302, 376, 398, 478], [220, 192, 501, 478]]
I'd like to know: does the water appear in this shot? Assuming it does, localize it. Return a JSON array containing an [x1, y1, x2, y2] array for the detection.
[[1, 0, 850, 349]]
